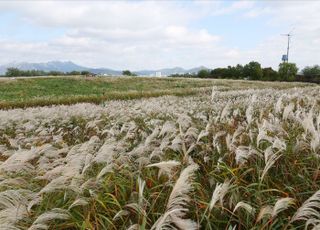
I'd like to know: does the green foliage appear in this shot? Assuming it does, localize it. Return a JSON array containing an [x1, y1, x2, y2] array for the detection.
[[67, 71, 81, 75], [210, 65, 244, 79], [302, 65, 320, 77], [233, 64, 244, 79], [243, 61, 263, 80], [210, 68, 226, 78], [4, 68, 90, 77], [169, 73, 195, 78], [122, 70, 137, 76], [0, 77, 311, 109], [197, 69, 210, 78], [48, 71, 65, 76], [170, 62, 285, 82], [5, 68, 23, 77], [262, 67, 279, 81], [278, 62, 298, 81], [80, 71, 91, 75], [5, 68, 46, 77]]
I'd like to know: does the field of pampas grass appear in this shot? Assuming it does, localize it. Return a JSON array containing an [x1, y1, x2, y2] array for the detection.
[[0, 83, 319, 229]]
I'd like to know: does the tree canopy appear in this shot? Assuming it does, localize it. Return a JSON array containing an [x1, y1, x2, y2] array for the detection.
[[122, 70, 137, 76], [302, 65, 320, 77], [278, 63, 298, 81], [243, 61, 263, 80]]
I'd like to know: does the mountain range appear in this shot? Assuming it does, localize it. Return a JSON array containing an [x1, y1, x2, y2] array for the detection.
[[0, 61, 208, 76]]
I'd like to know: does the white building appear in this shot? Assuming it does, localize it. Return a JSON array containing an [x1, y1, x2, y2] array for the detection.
[[155, 71, 162, 77]]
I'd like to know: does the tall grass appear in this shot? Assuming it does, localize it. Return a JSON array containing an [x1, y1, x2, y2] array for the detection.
[[0, 85, 319, 229]]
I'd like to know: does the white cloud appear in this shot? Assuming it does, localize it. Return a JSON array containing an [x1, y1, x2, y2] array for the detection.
[[0, 1, 225, 69], [0, 1, 319, 70], [231, 1, 255, 10], [243, 7, 271, 18], [250, 1, 320, 68]]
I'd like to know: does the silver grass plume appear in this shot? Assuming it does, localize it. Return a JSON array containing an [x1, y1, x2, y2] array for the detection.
[[306, 219, 320, 229], [209, 180, 230, 211], [275, 96, 283, 114], [0, 189, 34, 225], [283, 103, 294, 120], [68, 198, 89, 210], [159, 121, 176, 137], [246, 105, 254, 125], [235, 146, 259, 165], [96, 164, 113, 180], [197, 130, 209, 143], [151, 164, 199, 230], [256, 197, 295, 222], [233, 201, 255, 215], [147, 160, 181, 178], [272, 197, 295, 217], [260, 147, 282, 182], [211, 86, 218, 101], [257, 206, 273, 222], [138, 176, 145, 207], [291, 190, 320, 223], [220, 102, 231, 120], [28, 208, 70, 230]]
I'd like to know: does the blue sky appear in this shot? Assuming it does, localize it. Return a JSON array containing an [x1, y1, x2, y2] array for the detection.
[[0, 1, 319, 70], [0, 12, 65, 42]]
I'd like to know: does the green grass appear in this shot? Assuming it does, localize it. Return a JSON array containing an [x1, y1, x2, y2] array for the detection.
[[0, 76, 314, 109]]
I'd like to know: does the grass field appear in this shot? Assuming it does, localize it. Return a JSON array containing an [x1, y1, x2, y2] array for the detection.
[[0, 78, 320, 229], [0, 76, 314, 109]]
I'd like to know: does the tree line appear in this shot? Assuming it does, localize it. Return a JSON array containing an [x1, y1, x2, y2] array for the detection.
[[170, 62, 320, 82], [2, 63, 320, 82], [3, 68, 93, 77]]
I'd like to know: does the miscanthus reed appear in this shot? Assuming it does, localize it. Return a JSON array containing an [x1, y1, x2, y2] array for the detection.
[[0, 85, 319, 229]]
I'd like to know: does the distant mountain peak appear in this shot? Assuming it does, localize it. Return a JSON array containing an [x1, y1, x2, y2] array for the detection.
[[0, 60, 208, 76]]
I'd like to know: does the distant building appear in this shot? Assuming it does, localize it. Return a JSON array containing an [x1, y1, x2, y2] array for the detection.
[[155, 71, 162, 77], [85, 73, 97, 78]]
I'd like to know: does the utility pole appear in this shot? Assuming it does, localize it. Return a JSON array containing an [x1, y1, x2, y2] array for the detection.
[[281, 33, 291, 63], [281, 29, 294, 81], [281, 29, 293, 63]]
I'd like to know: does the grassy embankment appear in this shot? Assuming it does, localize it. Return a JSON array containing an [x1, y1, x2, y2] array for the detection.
[[0, 76, 314, 109]]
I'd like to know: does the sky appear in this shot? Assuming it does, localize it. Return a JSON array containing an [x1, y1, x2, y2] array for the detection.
[[0, 0, 319, 70]]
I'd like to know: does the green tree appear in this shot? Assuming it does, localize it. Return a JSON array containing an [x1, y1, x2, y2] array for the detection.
[[243, 61, 263, 80], [278, 62, 298, 81], [210, 68, 225, 78], [225, 66, 234, 78], [49, 71, 64, 76], [5, 68, 21, 77], [233, 64, 244, 79], [197, 69, 210, 78], [302, 65, 320, 77], [80, 71, 90, 75], [122, 70, 136, 76], [262, 67, 278, 81], [67, 71, 81, 75]]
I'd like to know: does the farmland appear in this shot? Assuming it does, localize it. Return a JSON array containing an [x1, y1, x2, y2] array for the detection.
[[0, 76, 313, 109], [0, 77, 319, 229]]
